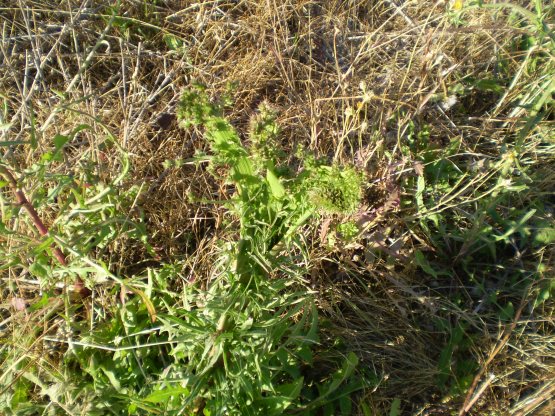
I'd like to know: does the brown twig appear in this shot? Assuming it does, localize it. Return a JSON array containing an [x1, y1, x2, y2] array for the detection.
[[0, 165, 89, 296]]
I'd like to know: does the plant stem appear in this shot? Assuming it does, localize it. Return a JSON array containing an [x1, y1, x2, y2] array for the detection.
[[0, 165, 88, 296]]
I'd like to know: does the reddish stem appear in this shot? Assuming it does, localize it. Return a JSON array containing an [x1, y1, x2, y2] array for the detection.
[[0, 166, 89, 296]]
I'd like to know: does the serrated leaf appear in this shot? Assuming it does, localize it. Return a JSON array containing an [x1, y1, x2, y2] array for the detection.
[[389, 398, 401, 416]]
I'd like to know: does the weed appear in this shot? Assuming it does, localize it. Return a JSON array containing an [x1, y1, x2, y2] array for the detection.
[[1, 1, 554, 415], [1, 86, 365, 415], [174, 86, 364, 413]]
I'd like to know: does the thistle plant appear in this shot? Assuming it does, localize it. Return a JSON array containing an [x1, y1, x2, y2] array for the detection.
[[173, 85, 364, 414]]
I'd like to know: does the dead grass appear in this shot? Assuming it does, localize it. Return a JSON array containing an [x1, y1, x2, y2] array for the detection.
[[1, 0, 554, 414]]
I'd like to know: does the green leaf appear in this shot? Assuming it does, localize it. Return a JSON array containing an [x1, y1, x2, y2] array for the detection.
[[416, 175, 425, 212], [389, 398, 401, 416], [267, 168, 285, 199], [29, 294, 50, 312], [256, 378, 304, 413], [437, 323, 465, 387], [276, 377, 304, 401], [29, 261, 49, 279], [53, 134, 70, 150], [473, 79, 505, 94], [494, 209, 536, 242], [0, 140, 27, 146], [297, 344, 313, 365], [100, 362, 122, 391], [10, 381, 28, 408], [414, 250, 438, 278], [499, 302, 515, 321], [339, 395, 352, 415], [533, 227, 555, 246], [319, 352, 358, 399], [235, 156, 254, 177], [360, 402, 372, 416], [163, 34, 183, 51], [534, 285, 552, 307], [144, 387, 190, 403], [129, 287, 157, 322]]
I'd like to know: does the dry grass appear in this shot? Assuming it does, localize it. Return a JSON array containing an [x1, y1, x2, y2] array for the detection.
[[1, 0, 554, 414]]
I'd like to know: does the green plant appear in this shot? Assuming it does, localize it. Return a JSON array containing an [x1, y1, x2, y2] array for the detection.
[[2, 1, 554, 414], [0, 122, 155, 414], [170, 86, 364, 414], [399, 2, 555, 407], [0, 87, 366, 415]]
